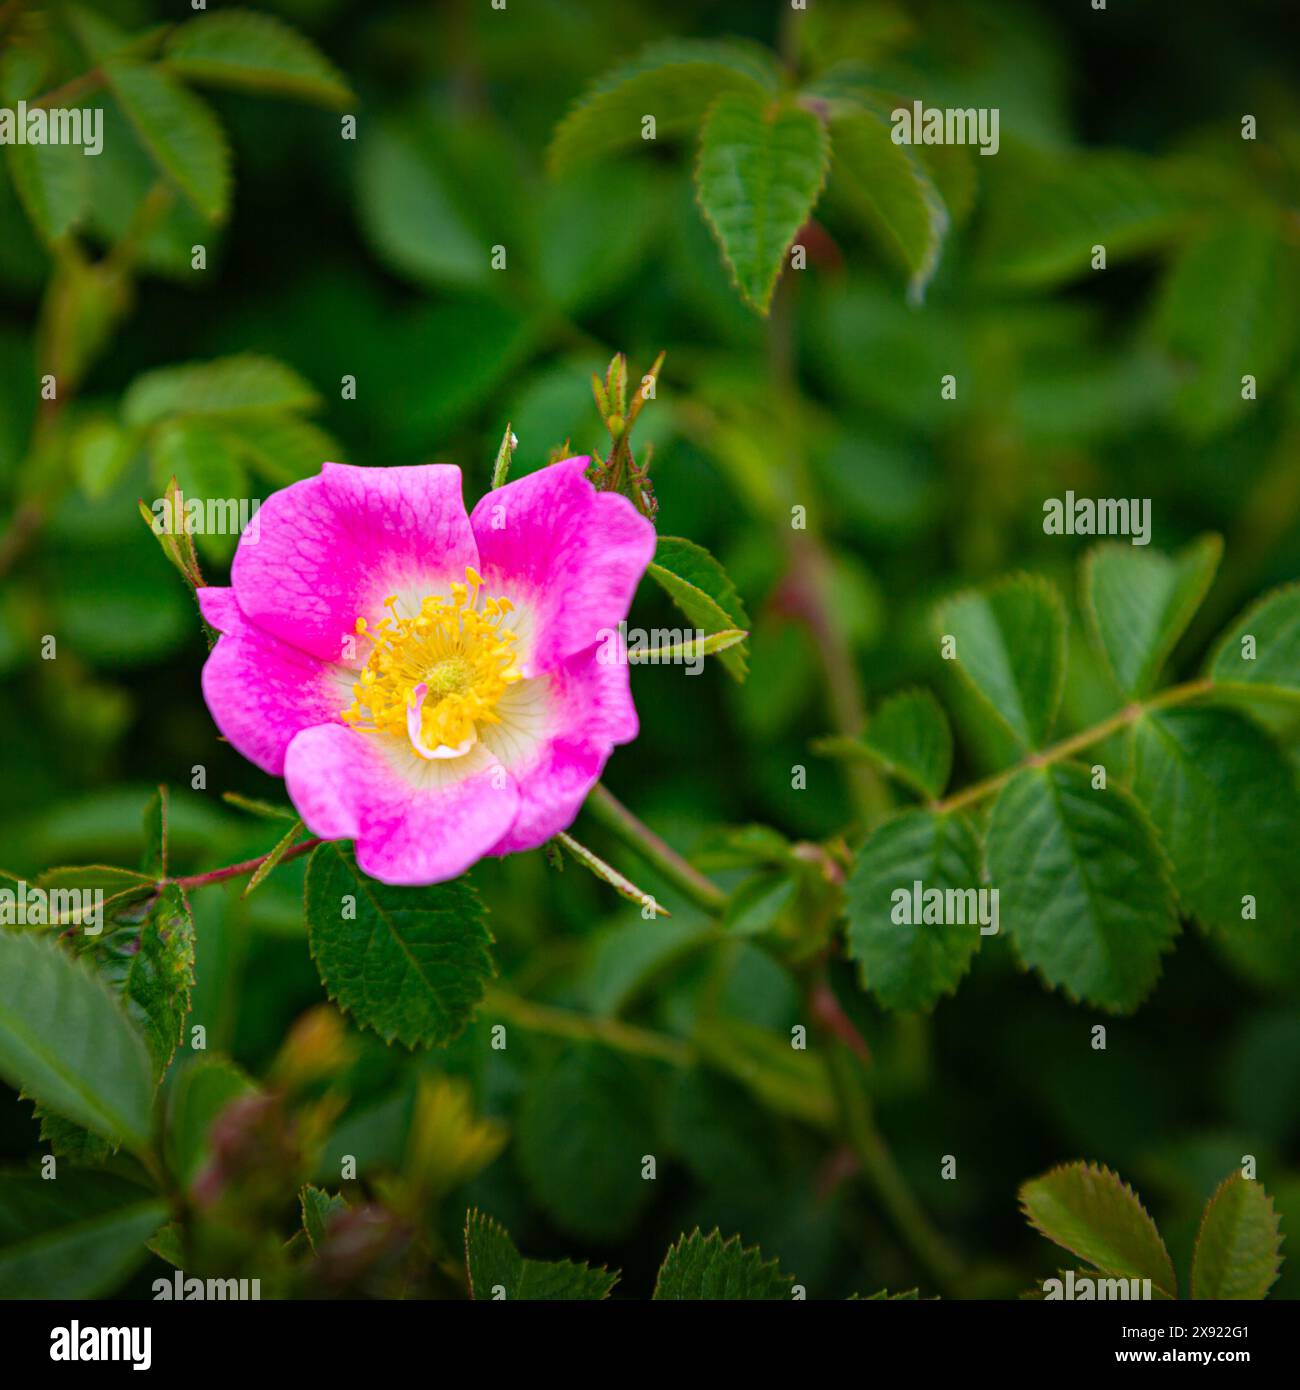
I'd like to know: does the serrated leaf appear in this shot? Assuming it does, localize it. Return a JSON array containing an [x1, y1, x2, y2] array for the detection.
[[549, 39, 777, 175], [1130, 707, 1300, 988], [165, 1055, 256, 1185], [300, 1185, 349, 1252], [516, 1044, 656, 1242], [33, 864, 155, 925], [859, 689, 952, 800], [555, 831, 669, 917], [647, 536, 750, 680], [830, 108, 949, 302], [851, 1288, 923, 1300], [1210, 584, 1300, 703], [846, 809, 985, 1012], [243, 819, 305, 899], [653, 1228, 794, 1299], [695, 91, 830, 315], [1084, 536, 1222, 697], [0, 1170, 165, 1298], [1020, 1162, 1176, 1298], [141, 783, 168, 878], [5, 139, 89, 242], [164, 11, 352, 108], [1155, 214, 1298, 438], [103, 59, 230, 222], [0, 932, 154, 1149], [937, 576, 1066, 750], [465, 1209, 619, 1300], [1191, 1174, 1283, 1299], [304, 842, 494, 1049], [986, 763, 1178, 1012], [124, 354, 319, 426]]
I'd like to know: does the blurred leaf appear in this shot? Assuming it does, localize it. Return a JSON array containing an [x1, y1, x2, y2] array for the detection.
[[465, 1209, 618, 1300], [70, 416, 134, 502], [517, 1044, 656, 1242], [695, 92, 830, 315], [723, 872, 798, 938], [647, 535, 750, 680], [33, 865, 154, 925], [164, 10, 353, 108], [1210, 584, 1300, 703], [937, 576, 1066, 750], [300, 1184, 349, 1251], [304, 842, 494, 1049], [0, 1171, 165, 1299], [829, 108, 949, 301], [165, 1055, 256, 1184], [103, 59, 231, 222], [987, 763, 1178, 1012], [0, 932, 154, 1149], [653, 1228, 793, 1299], [1083, 536, 1221, 698], [5, 139, 89, 242], [846, 809, 985, 1013], [856, 689, 952, 800], [219, 414, 342, 486], [124, 353, 319, 426], [549, 39, 778, 174], [1020, 1162, 1177, 1298], [1190, 1174, 1283, 1299]]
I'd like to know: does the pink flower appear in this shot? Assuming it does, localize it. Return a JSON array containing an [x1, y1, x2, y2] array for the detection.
[[199, 458, 655, 885]]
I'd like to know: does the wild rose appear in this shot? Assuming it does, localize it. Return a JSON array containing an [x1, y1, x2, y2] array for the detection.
[[199, 458, 655, 885]]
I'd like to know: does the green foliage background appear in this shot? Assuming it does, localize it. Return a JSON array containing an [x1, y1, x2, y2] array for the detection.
[[1, 0, 1298, 1299]]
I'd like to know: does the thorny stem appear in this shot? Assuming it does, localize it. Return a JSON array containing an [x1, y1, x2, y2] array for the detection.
[[932, 678, 1215, 815], [584, 783, 727, 914], [172, 837, 321, 891]]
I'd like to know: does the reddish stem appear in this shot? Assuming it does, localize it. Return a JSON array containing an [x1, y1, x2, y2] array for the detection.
[[172, 837, 321, 890]]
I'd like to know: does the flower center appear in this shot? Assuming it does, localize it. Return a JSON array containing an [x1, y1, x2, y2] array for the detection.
[[341, 567, 521, 759]]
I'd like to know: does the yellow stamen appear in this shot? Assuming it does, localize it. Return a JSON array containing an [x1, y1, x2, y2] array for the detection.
[[340, 568, 521, 755]]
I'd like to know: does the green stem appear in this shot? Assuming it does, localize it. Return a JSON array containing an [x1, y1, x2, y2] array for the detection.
[[824, 1042, 965, 1296], [933, 678, 1214, 815], [584, 783, 726, 914], [483, 985, 694, 1067]]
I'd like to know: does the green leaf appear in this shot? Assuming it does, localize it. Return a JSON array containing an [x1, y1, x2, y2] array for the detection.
[[936, 576, 1067, 750], [653, 1228, 794, 1300], [141, 783, 169, 879], [1130, 707, 1300, 986], [304, 842, 494, 1049], [124, 353, 319, 426], [103, 59, 231, 222], [70, 417, 134, 501], [1084, 536, 1222, 697], [218, 414, 343, 486], [5, 139, 89, 242], [1210, 584, 1300, 703], [0, 932, 154, 1149], [829, 109, 949, 302], [163, 11, 352, 108], [723, 871, 798, 938], [516, 1044, 656, 1242], [165, 1055, 256, 1185], [1191, 1175, 1283, 1299], [647, 536, 750, 680], [846, 809, 986, 1012], [1020, 1162, 1177, 1299], [147, 1220, 184, 1267], [986, 763, 1178, 1012], [549, 39, 777, 175], [242, 819, 305, 899], [300, 1185, 349, 1252], [1155, 214, 1298, 438], [695, 91, 830, 315], [624, 628, 748, 663], [464, 1209, 619, 1300], [0, 1171, 166, 1299], [859, 689, 952, 800], [33, 864, 155, 926]]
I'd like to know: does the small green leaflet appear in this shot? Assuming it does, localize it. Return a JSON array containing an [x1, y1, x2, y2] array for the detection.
[[0, 932, 154, 1150], [695, 91, 830, 315], [0, 1170, 166, 1299], [987, 763, 1178, 1012], [1190, 1175, 1283, 1300], [937, 576, 1066, 750], [304, 842, 494, 1049], [846, 810, 985, 1013], [465, 1210, 618, 1300], [123, 353, 320, 426], [847, 688, 952, 800], [301, 1185, 350, 1252], [1020, 1162, 1177, 1299], [653, 1228, 794, 1300], [646, 535, 750, 680], [1084, 536, 1222, 697], [1209, 583, 1300, 703], [555, 831, 669, 917], [549, 39, 778, 175]]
